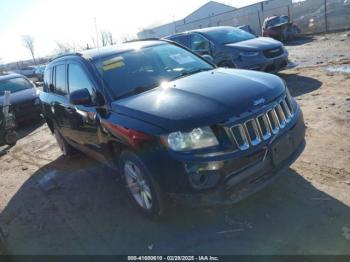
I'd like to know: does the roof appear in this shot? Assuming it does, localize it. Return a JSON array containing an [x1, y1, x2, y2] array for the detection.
[[166, 26, 236, 37], [0, 73, 24, 81], [52, 40, 166, 62]]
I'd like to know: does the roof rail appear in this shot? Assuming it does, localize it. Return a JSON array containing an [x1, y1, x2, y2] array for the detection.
[[49, 52, 82, 62], [124, 38, 161, 43]]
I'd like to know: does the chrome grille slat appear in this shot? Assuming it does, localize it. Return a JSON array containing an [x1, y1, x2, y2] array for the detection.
[[227, 95, 294, 151], [276, 104, 286, 128], [267, 109, 280, 134], [257, 114, 271, 140], [281, 100, 292, 122], [230, 124, 250, 150], [244, 119, 261, 146]]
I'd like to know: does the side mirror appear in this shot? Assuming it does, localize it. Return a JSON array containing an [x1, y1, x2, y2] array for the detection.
[[202, 54, 214, 63], [69, 88, 92, 106]]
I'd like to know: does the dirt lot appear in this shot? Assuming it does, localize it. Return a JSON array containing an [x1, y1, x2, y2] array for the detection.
[[0, 31, 350, 255]]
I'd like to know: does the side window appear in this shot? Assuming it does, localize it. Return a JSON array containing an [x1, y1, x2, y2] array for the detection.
[[54, 64, 67, 95], [43, 68, 51, 92], [171, 35, 190, 47], [191, 34, 210, 52], [68, 64, 94, 96]]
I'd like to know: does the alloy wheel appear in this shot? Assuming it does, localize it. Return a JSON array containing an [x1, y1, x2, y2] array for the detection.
[[124, 161, 153, 210]]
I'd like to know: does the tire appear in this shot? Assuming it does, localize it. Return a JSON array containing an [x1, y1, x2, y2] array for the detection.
[[119, 150, 166, 219], [219, 61, 236, 68], [4, 130, 17, 146], [53, 128, 75, 157], [0, 227, 8, 255]]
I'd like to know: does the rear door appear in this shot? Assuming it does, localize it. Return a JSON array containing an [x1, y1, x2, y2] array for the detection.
[[51, 63, 72, 139]]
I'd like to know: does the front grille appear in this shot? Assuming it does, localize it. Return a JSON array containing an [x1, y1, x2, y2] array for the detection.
[[227, 95, 294, 151], [263, 47, 283, 58]]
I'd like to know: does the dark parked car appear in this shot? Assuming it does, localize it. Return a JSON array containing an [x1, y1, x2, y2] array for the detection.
[[41, 40, 305, 218], [14, 66, 36, 77], [0, 74, 41, 124], [35, 65, 46, 81], [262, 15, 301, 42], [165, 26, 289, 72]]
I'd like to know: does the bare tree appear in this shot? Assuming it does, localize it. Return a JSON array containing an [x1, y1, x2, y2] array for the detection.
[[120, 34, 136, 43], [100, 30, 115, 46], [22, 35, 36, 64], [54, 41, 80, 55]]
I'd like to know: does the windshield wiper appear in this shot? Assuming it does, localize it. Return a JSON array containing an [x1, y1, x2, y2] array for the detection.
[[170, 68, 212, 81], [115, 83, 159, 100]]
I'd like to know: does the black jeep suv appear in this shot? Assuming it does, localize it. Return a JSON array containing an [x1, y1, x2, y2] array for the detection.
[[40, 40, 305, 218]]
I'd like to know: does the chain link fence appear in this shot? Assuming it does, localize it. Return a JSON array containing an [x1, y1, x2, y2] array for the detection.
[[173, 0, 350, 37]]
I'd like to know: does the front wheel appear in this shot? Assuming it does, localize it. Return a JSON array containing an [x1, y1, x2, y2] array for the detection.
[[119, 150, 166, 218]]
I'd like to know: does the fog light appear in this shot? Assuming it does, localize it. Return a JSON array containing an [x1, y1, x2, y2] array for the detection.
[[185, 161, 224, 173], [205, 161, 224, 171]]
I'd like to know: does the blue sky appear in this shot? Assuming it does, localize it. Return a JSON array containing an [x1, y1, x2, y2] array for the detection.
[[0, 0, 262, 63], [0, 0, 41, 32]]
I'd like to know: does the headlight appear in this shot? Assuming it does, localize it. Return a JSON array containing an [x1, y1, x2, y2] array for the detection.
[[240, 51, 259, 57], [162, 126, 219, 151]]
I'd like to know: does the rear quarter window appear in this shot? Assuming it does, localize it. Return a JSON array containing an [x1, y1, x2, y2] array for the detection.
[[54, 64, 67, 95], [170, 35, 190, 47], [43, 68, 52, 92]]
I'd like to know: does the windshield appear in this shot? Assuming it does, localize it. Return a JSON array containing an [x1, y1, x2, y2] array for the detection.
[[265, 16, 289, 28], [0, 77, 33, 96], [204, 27, 255, 44], [94, 43, 214, 99]]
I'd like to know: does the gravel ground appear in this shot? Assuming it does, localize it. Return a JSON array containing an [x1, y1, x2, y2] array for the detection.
[[0, 31, 350, 255]]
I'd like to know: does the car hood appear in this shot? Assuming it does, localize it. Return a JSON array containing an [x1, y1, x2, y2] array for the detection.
[[224, 37, 282, 51], [111, 68, 286, 133], [0, 88, 38, 106]]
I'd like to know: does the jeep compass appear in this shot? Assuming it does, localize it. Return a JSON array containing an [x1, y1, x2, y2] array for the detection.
[[40, 40, 305, 218]]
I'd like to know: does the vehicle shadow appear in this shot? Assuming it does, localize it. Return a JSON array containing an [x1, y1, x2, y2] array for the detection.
[[0, 154, 349, 254], [284, 36, 314, 47], [278, 73, 322, 97]]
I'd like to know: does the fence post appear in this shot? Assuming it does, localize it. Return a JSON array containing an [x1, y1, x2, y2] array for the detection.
[[324, 0, 328, 32], [258, 11, 262, 36]]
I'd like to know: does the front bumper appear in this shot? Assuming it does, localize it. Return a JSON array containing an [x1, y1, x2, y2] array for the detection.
[[168, 109, 305, 206], [234, 51, 289, 73]]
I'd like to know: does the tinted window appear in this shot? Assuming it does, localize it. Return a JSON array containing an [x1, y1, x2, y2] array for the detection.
[[68, 64, 94, 95], [204, 27, 255, 44], [0, 77, 33, 96], [43, 68, 52, 92], [94, 43, 213, 98], [54, 64, 66, 95], [191, 34, 210, 51], [266, 16, 289, 28], [170, 35, 190, 47]]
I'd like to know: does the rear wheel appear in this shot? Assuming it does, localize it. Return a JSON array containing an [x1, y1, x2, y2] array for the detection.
[[4, 130, 17, 146], [119, 150, 165, 218], [0, 227, 8, 255], [53, 128, 75, 156]]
